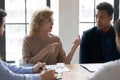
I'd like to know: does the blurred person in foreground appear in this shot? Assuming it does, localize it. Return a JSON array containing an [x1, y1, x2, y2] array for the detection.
[[0, 8, 56, 80]]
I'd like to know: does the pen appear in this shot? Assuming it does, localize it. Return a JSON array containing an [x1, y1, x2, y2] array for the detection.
[[56, 77, 62, 80], [80, 65, 94, 73], [43, 66, 48, 70]]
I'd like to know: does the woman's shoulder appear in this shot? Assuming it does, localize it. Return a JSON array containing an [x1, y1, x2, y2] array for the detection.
[[23, 35, 40, 43], [23, 35, 33, 40], [50, 34, 61, 42]]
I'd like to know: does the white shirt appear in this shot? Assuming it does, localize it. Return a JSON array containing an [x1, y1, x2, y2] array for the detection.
[[88, 60, 120, 80]]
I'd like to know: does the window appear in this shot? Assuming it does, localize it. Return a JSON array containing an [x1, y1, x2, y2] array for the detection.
[[51, 0, 59, 36], [5, 0, 47, 62]]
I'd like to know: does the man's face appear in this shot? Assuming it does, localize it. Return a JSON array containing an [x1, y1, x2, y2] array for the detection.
[[95, 10, 112, 31], [116, 33, 120, 52], [0, 17, 5, 39]]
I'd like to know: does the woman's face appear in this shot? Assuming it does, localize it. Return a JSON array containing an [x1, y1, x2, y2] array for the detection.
[[40, 17, 54, 33]]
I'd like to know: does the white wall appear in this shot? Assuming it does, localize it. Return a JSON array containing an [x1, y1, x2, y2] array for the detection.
[[59, 0, 79, 63]]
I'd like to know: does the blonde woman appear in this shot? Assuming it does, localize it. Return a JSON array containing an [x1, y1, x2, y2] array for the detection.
[[22, 7, 80, 65], [0, 8, 56, 80]]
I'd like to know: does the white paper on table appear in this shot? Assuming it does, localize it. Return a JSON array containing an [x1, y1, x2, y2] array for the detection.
[[46, 63, 70, 73], [80, 63, 105, 72]]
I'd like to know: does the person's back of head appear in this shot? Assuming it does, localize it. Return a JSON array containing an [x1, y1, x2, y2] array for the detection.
[[0, 9, 7, 28], [96, 2, 114, 16], [115, 19, 120, 37], [115, 19, 120, 52]]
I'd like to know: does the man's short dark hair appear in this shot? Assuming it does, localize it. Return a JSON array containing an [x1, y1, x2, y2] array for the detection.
[[115, 19, 120, 37], [0, 9, 7, 27], [97, 2, 114, 16]]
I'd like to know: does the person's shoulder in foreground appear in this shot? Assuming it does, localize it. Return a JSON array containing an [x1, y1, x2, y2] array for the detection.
[[0, 60, 56, 80], [88, 60, 120, 80], [0, 60, 39, 80]]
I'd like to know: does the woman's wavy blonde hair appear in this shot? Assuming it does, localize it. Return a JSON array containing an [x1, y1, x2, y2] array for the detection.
[[29, 7, 53, 36]]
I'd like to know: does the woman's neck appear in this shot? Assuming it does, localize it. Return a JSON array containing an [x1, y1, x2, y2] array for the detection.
[[38, 32, 51, 39]]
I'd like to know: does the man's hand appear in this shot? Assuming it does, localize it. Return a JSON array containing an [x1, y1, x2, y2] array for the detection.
[[32, 62, 46, 73], [40, 69, 56, 80]]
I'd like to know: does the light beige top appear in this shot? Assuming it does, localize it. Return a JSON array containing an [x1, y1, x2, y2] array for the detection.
[[22, 34, 66, 65]]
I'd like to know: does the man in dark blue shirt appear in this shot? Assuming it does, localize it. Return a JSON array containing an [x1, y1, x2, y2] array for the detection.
[[80, 2, 120, 63]]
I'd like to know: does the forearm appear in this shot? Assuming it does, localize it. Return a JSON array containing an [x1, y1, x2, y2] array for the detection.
[[65, 44, 79, 64], [28, 50, 48, 63]]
